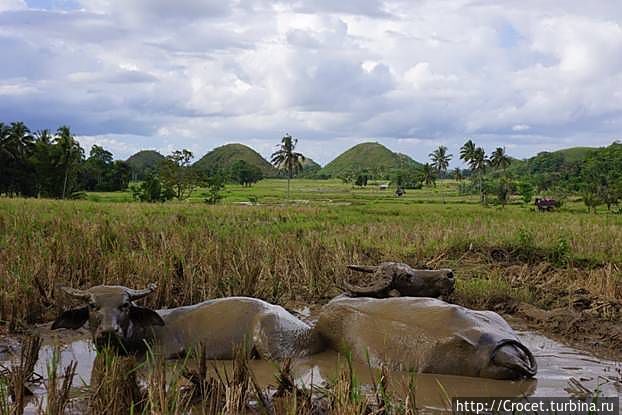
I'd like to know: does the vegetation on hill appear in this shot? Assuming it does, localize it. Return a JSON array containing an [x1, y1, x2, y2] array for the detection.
[[297, 157, 322, 177], [193, 143, 277, 177], [126, 150, 165, 180], [317, 142, 422, 179]]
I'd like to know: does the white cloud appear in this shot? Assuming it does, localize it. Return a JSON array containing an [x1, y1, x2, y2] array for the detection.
[[0, 0, 24, 12], [0, 0, 621, 163]]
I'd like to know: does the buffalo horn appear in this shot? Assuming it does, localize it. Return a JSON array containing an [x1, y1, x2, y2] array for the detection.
[[343, 277, 392, 295], [125, 283, 157, 301], [347, 265, 379, 273]]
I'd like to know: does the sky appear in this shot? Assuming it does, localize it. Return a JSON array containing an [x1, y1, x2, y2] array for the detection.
[[1, 0, 621, 166]]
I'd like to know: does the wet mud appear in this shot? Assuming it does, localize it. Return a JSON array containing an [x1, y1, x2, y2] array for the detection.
[[1, 325, 620, 414]]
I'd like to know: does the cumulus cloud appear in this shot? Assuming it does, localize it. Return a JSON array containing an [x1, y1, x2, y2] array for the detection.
[[0, 0, 621, 164]]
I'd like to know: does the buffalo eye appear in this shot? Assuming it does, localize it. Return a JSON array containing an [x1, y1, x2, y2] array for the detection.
[[89, 302, 99, 311]]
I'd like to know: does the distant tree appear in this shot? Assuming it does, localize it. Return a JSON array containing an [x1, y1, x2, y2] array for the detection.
[[490, 147, 511, 171], [31, 129, 55, 196], [354, 171, 369, 187], [0, 122, 36, 196], [490, 147, 511, 206], [271, 134, 305, 200], [459, 139, 476, 165], [495, 177, 512, 208], [82, 145, 114, 190], [469, 147, 488, 204], [581, 186, 601, 213], [517, 181, 534, 204], [109, 160, 131, 191], [158, 149, 200, 200], [204, 172, 226, 205], [422, 163, 436, 187], [430, 145, 452, 202], [453, 168, 463, 182], [581, 146, 622, 211], [229, 160, 263, 187], [430, 145, 452, 176], [54, 126, 84, 199], [130, 174, 171, 202]]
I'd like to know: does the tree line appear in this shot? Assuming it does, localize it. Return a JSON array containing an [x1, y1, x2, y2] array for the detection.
[[0, 122, 130, 198], [0, 121, 268, 202]]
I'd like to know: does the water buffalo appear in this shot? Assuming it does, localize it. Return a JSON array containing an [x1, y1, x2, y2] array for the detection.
[[343, 262, 455, 298], [52, 284, 323, 359], [315, 296, 537, 380]]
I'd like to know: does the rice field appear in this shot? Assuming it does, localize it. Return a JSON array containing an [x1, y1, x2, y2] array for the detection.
[[1, 178, 621, 413]]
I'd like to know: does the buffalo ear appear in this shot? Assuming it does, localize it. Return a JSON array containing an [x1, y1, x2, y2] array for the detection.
[[51, 307, 89, 330], [130, 306, 165, 327]]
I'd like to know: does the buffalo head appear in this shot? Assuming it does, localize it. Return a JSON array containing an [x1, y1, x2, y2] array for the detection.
[[344, 262, 455, 298], [52, 284, 164, 353]]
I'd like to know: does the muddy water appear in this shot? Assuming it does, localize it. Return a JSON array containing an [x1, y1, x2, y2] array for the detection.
[[1, 328, 620, 413]]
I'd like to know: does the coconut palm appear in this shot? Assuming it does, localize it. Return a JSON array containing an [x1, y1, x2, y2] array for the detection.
[[271, 134, 305, 200], [459, 139, 476, 164], [421, 163, 436, 187], [429, 145, 452, 202], [430, 145, 452, 175], [469, 147, 488, 204], [490, 147, 512, 208], [490, 147, 511, 171], [55, 126, 83, 199]]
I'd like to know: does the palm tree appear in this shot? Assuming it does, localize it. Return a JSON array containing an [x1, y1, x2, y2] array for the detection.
[[490, 147, 511, 171], [469, 147, 488, 204], [490, 147, 512, 208], [459, 139, 476, 164], [271, 134, 305, 200], [55, 126, 83, 199], [430, 145, 452, 175], [429, 145, 452, 203], [421, 163, 436, 187]]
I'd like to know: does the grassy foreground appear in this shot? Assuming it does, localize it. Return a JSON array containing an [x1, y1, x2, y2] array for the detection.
[[1, 179, 621, 333]]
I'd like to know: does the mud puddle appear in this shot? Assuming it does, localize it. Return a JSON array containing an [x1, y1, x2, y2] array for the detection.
[[1, 328, 620, 414]]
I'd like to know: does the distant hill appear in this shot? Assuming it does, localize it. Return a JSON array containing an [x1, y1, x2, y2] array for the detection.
[[126, 150, 165, 180], [193, 143, 277, 177], [296, 157, 322, 177], [318, 142, 422, 178], [507, 146, 600, 177]]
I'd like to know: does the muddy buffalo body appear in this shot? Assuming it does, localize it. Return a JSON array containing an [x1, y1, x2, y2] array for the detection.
[[52, 285, 323, 359], [52, 281, 536, 380], [316, 296, 537, 380]]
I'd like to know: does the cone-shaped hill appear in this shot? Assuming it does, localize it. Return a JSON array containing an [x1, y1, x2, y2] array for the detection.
[[318, 142, 421, 178], [126, 150, 165, 180], [193, 143, 278, 177]]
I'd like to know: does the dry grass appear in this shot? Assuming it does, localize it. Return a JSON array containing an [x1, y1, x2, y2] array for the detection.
[[89, 348, 142, 414], [1, 196, 621, 412], [44, 347, 77, 415], [1, 198, 621, 333]]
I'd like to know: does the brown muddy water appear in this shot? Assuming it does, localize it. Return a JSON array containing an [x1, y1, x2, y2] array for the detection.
[[1, 326, 620, 414]]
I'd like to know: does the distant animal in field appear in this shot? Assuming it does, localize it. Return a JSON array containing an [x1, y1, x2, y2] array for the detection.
[[316, 296, 537, 380], [535, 197, 558, 211], [395, 187, 405, 197], [52, 284, 323, 359], [343, 262, 455, 298]]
